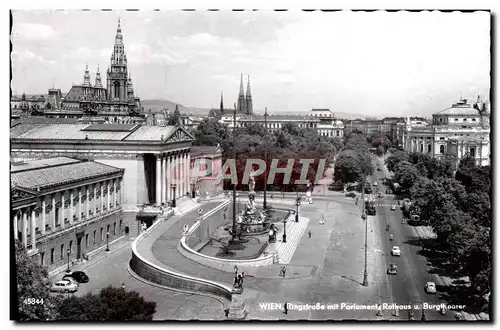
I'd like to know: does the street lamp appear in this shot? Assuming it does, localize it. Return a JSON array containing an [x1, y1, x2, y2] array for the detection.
[[105, 231, 110, 252], [263, 107, 269, 210], [171, 184, 177, 208], [362, 180, 368, 287], [282, 218, 287, 243], [295, 190, 301, 222], [66, 249, 71, 273]]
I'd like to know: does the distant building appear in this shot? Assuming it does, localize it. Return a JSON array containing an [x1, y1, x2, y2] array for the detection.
[[236, 74, 253, 115], [402, 97, 490, 169], [220, 108, 344, 137], [11, 157, 124, 272]]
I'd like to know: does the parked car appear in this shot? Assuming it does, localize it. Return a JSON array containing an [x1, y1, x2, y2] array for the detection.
[[391, 246, 401, 256], [50, 279, 78, 293], [345, 192, 356, 198], [425, 281, 436, 294], [373, 182, 378, 186], [387, 264, 398, 275], [63, 271, 89, 284]]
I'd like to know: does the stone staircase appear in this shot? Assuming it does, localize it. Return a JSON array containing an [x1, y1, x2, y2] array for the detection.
[[272, 215, 310, 264], [173, 198, 201, 216]]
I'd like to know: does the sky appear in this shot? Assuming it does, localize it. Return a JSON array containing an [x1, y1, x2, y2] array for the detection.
[[11, 10, 490, 117]]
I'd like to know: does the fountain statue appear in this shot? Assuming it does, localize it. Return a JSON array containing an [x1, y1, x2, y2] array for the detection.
[[243, 192, 266, 224]]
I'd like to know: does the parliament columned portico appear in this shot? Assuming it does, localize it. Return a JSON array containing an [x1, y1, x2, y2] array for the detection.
[[154, 150, 191, 206]]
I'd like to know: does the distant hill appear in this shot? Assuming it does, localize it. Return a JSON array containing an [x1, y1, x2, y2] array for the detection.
[[141, 99, 373, 119], [141, 99, 211, 116]]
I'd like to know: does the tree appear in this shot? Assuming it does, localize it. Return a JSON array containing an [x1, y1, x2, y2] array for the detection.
[[370, 134, 392, 155], [167, 105, 181, 125], [192, 118, 229, 147], [15, 240, 60, 321], [333, 150, 363, 184], [58, 286, 156, 321], [385, 150, 409, 173], [393, 161, 420, 191]]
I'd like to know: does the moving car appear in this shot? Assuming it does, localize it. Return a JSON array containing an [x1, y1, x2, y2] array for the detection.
[[390, 205, 397, 211], [425, 281, 436, 294], [377, 191, 383, 198], [387, 264, 398, 275], [50, 279, 78, 293], [391, 246, 401, 256], [63, 271, 90, 284], [345, 192, 356, 198], [373, 182, 378, 186]]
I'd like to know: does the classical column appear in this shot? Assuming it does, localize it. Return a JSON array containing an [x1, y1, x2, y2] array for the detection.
[[30, 208, 36, 250], [161, 155, 166, 204], [52, 195, 56, 229], [86, 186, 90, 219], [78, 188, 82, 222], [118, 178, 123, 205], [107, 180, 111, 210], [100, 183, 104, 213], [13, 213, 18, 240], [166, 153, 171, 202], [22, 210, 28, 248], [175, 154, 180, 198], [113, 179, 117, 207], [180, 152, 185, 197], [69, 190, 74, 225], [60, 193, 65, 229], [41, 199, 46, 234], [187, 152, 191, 197], [93, 185, 97, 215], [156, 155, 161, 205]]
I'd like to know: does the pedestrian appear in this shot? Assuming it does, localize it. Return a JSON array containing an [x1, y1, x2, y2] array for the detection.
[[282, 266, 286, 277], [284, 301, 288, 315], [308, 229, 311, 238], [121, 282, 125, 290], [224, 308, 229, 318]]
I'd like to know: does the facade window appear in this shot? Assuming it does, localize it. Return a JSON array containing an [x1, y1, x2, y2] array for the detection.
[[439, 137, 445, 140], [454, 118, 459, 121], [120, 219, 123, 233], [100, 228, 104, 241], [470, 148, 476, 157], [107, 224, 111, 234], [60, 244, 64, 259], [69, 240, 73, 254], [472, 118, 477, 122], [40, 252, 45, 266], [85, 234, 89, 247], [439, 145, 445, 154], [463, 118, 467, 122], [93, 230, 96, 245], [113, 222, 116, 235], [50, 248, 54, 264], [420, 144, 424, 152], [427, 144, 432, 153], [439, 118, 443, 122], [336, 130, 340, 136]]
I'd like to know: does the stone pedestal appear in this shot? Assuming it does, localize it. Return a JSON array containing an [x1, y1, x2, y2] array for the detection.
[[228, 290, 247, 320]]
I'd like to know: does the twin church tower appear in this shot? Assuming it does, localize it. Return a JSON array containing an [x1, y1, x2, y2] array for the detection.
[[236, 74, 253, 115]]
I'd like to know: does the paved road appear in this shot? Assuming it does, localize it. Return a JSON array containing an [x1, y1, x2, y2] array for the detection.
[[371, 156, 456, 321]]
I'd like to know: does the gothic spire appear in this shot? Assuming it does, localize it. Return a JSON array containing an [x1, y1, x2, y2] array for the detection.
[[95, 65, 102, 88], [111, 17, 126, 65], [220, 91, 224, 112], [83, 63, 91, 86], [237, 73, 246, 113], [245, 75, 253, 115]]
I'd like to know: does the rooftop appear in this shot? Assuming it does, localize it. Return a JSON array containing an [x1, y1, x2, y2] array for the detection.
[[11, 159, 123, 190], [11, 157, 80, 172], [190, 145, 222, 158], [435, 100, 482, 116]]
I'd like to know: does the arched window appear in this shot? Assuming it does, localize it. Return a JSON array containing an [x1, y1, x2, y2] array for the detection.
[[427, 144, 431, 153], [114, 81, 120, 100], [420, 144, 424, 152], [470, 147, 476, 158], [439, 145, 445, 154]]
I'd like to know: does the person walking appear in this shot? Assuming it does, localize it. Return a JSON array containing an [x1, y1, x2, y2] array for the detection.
[[283, 301, 288, 315], [308, 229, 312, 238]]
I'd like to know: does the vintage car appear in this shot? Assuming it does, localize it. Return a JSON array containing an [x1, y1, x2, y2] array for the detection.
[[63, 271, 90, 284], [391, 246, 401, 256], [387, 264, 398, 275], [50, 279, 78, 293], [425, 281, 437, 294]]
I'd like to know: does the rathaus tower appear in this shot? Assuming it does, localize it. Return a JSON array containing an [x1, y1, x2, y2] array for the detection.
[[107, 18, 129, 102]]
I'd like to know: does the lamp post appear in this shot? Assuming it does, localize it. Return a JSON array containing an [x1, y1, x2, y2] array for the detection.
[[362, 180, 368, 287], [171, 184, 177, 208], [66, 248, 71, 273], [295, 190, 301, 222], [263, 107, 268, 209], [105, 231, 110, 252], [231, 103, 237, 240], [282, 218, 287, 243]]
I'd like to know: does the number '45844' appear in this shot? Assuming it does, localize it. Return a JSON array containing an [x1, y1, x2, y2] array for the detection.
[[23, 298, 44, 305]]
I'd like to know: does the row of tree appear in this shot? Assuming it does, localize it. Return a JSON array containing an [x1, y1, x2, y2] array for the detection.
[[333, 131, 372, 184], [15, 241, 156, 321], [192, 118, 343, 191], [386, 151, 491, 308]]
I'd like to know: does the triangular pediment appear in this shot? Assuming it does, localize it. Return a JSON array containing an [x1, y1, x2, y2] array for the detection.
[[165, 126, 195, 144], [11, 186, 37, 201]]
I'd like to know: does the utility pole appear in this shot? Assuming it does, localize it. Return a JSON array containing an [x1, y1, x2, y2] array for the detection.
[[263, 107, 268, 209], [362, 179, 368, 287]]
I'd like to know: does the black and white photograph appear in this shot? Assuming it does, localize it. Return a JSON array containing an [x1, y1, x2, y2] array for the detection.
[[8, 7, 492, 322]]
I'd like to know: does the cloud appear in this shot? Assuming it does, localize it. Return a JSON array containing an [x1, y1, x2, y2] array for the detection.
[[11, 49, 54, 65], [13, 23, 57, 41]]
